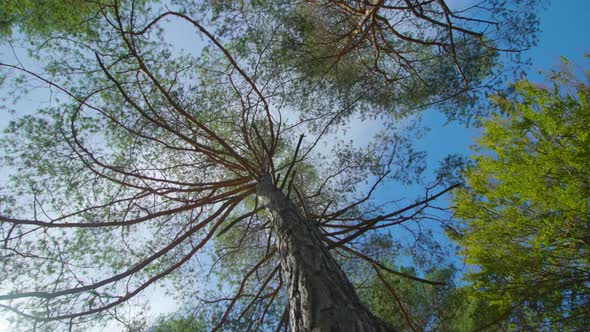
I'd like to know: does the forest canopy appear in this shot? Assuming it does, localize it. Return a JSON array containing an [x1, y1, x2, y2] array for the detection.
[[0, 0, 548, 331]]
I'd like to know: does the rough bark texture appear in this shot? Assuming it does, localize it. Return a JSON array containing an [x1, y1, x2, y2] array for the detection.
[[257, 175, 394, 332]]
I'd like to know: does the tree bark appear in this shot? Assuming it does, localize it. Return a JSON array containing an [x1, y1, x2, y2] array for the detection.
[[257, 175, 394, 332]]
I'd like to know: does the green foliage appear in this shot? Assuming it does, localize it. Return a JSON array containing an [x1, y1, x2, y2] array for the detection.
[[0, 0, 158, 39], [198, 0, 540, 125], [140, 311, 264, 332], [144, 314, 206, 332], [361, 263, 508, 332], [452, 59, 590, 330], [256, 1, 537, 122], [0, 0, 98, 37]]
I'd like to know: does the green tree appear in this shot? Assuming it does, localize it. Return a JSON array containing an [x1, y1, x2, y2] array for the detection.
[[145, 314, 206, 332], [362, 263, 509, 332], [0, 1, 538, 331], [452, 59, 590, 330], [0, 0, 111, 38]]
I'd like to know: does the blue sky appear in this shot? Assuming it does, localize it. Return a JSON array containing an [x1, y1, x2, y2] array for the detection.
[[377, 0, 590, 270], [528, 0, 590, 78], [419, 0, 590, 175]]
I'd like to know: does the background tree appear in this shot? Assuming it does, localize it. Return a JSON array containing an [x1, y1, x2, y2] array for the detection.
[[361, 261, 509, 332], [143, 314, 206, 332], [452, 58, 590, 330], [0, 0, 539, 331]]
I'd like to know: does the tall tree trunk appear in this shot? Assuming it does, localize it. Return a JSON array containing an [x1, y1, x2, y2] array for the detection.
[[257, 175, 394, 332]]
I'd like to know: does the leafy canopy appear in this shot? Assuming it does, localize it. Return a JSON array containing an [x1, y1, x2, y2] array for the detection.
[[202, 0, 540, 122], [0, 0, 111, 38], [452, 57, 590, 330], [362, 263, 509, 332]]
